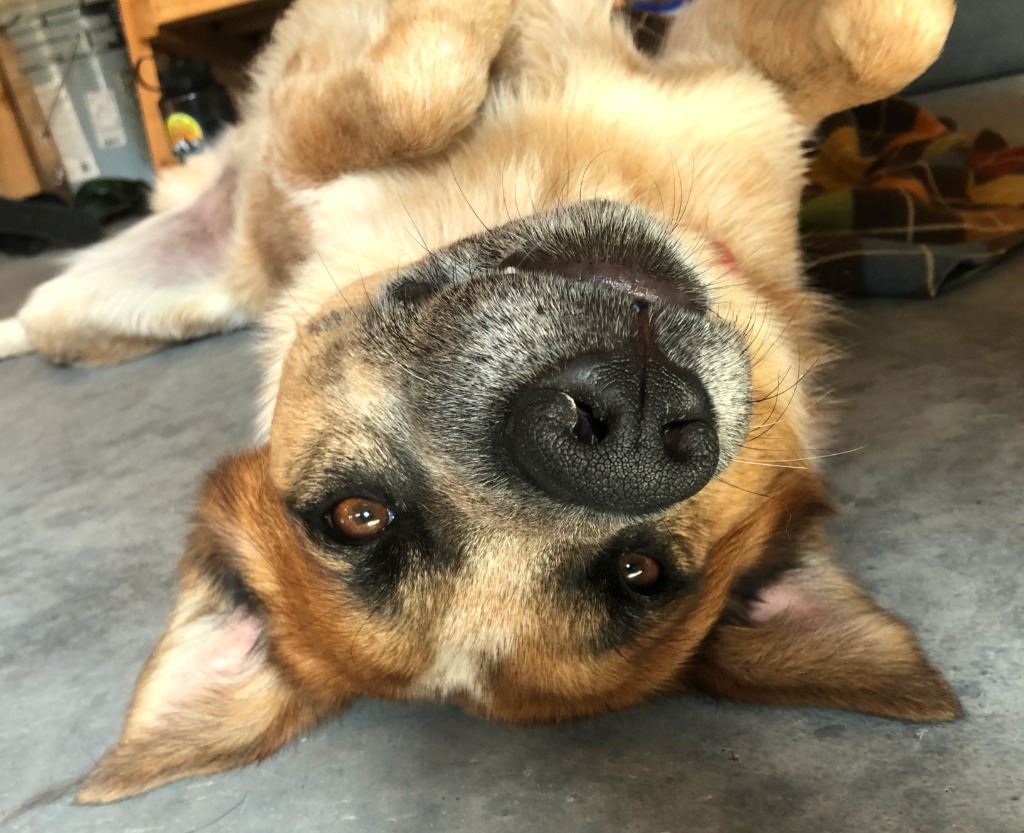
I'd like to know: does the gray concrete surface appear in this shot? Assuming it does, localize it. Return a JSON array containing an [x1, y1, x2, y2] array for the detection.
[[1, 242, 1022, 832]]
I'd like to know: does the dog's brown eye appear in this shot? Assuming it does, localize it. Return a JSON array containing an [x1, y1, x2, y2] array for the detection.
[[618, 552, 661, 592], [327, 498, 393, 542]]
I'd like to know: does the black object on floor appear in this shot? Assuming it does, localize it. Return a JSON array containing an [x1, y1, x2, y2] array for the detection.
[[0, 194, 102, 256]]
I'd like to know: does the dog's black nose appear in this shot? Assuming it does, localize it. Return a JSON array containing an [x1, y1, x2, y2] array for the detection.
[[505, 350, 719, 514]]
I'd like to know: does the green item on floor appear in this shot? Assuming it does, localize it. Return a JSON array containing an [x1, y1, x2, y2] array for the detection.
[[74, 178, 152, 226]]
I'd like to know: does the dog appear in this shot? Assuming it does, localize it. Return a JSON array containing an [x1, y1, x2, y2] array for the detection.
[[1, 0, 959, 804]]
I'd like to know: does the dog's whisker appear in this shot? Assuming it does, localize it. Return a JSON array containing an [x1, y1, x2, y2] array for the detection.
[[500, 154, 516, 224], [315, 250, 354, 316], [360, 267, 375, 307], [748, 371, 809, 443], [743, 302, 776, 366], [578, 149, 612, 205], [280, 279, 316, 322], [746, 416, 785, 432], [738, 446, 869, 464], [640, 163, 667, 221], [448, 161, 491, 232], [746, 370, 794, 441], [752, 354, 819, 404], [732, 459, 808, 469], [397, 193, 433, 255], [712, 476, 778, 501], [748, 297, 808, 372], [276, 598, 351, 641], [545, 163, 582, 215], [805, 384, 838, 411]]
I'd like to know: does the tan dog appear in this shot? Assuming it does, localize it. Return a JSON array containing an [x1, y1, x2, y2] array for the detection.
[[3, 0, 959, 805]]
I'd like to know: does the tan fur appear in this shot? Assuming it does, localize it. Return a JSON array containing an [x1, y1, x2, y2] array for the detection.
[[264, 0, 515, 186], [6, 0, 960, 804], [664, 0, 956, 127], [27, 331, 172, 367]]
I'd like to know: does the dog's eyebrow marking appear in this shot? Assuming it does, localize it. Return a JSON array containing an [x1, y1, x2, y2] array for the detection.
[[284, 463, 392, 516], [285, 428, 424, 516]]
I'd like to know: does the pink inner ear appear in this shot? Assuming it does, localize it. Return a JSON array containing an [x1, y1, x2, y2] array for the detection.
[[137, 610, 269, 725], [163, 611, 267, 708], [747, 577, 823, 625], [204, 611, 266, 678]]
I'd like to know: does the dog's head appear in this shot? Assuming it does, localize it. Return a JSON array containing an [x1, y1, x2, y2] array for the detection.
[[77, 0, 959, 804], [264, 198, 762, 708]]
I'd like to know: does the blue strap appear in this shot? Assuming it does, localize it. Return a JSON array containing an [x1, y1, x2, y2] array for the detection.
[[629, 0, 691, 14]]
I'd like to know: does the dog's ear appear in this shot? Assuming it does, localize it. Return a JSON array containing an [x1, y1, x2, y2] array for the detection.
[[689, 474, 962, 722], [76, 449, 336, 804], [663, 0, 955, 126]]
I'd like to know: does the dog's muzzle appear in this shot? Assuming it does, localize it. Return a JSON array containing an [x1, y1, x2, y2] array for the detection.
[[394, 200, 750, 518]]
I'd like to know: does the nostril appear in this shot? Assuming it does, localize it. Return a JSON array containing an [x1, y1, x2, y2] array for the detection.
[[661, 419, 712, 464], [571, 400, 609, 446]]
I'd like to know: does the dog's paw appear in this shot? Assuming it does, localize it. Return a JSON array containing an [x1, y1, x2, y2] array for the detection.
[[0, 317, 32, 360], [265, 0, 514, 187], [664, 0, 955, 126]]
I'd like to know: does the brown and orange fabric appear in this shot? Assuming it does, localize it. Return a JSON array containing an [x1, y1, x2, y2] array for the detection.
[[801, 97, 1024, 297]]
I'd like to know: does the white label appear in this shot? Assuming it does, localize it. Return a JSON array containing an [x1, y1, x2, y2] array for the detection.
[[85, 88, 127, 150], [34, 80, 99, 185]]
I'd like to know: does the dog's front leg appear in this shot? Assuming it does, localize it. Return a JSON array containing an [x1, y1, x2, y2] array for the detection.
[[6, 144, 252, 367], [255, 0, 515, 188]]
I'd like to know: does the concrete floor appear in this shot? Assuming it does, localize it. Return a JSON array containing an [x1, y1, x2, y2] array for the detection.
[[2, 78, 1023, 833]]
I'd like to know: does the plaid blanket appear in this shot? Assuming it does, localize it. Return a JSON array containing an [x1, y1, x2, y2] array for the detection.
[[801, 97, 1024, 297]]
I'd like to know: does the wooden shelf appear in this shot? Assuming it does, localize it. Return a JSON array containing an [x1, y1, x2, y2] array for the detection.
[[153, 0, 272, 28], [117, 0, 287, 171], [0, 34, 68, 197]]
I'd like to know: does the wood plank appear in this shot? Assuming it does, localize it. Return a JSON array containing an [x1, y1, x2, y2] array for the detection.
[[154, 0, 269, 28], [215, 4, 287, 35], [0, 78, 42, 199], [0, 34, 68, 196], [117, 0, 178, 170], [153, 25, 252, 69], [119, 0, 288, 170]]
